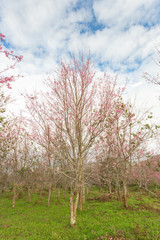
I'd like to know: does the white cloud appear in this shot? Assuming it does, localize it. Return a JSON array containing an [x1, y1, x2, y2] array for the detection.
[[0, 0, 78, 45], [93, 0, 159, 28]]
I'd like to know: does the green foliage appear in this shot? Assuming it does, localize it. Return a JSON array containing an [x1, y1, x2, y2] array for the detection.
[[0, 188, 160, 239]]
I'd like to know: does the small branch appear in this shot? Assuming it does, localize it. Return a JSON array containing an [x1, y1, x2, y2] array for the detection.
[[142, 187, 158, 197]]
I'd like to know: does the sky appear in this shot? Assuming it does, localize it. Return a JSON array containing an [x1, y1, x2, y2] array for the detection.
[[0, 0, 160, 119]]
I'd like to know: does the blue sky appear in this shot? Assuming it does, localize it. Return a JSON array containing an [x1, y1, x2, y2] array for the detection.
[[0, 0, 160, 114]]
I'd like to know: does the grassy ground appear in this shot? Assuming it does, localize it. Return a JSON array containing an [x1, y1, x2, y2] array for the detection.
[[0, 187, 160, 240]]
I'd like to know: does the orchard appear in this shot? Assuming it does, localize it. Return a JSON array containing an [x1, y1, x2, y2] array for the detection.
[[0, 35, 160, 240]]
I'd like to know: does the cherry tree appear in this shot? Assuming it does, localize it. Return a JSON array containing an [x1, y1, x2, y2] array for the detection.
[[96, 100, 154, 207], [0, 33, 22, 88], [0, 34, 23, 189], [24, 93, 62, 206], [132, 154, 160, 190], [40, 54, 124, 227], [17, 132, 41, 203], [7, 116, 27, 208]]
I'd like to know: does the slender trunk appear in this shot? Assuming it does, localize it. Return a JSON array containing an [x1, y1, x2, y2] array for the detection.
[[79, 187, 83, 211], [28, 186, 31, 203], [13, 149, 17, 209], [123, 180, 128, 208], [12, 183, 16, 208], [74, 191, 79, 217], [70, 193, 75, 227], [117, 184, 121, 202], [48, 185, 52, 207], [79, 165, 83, 211], [82, 184, 85, 204], [109, 182, 112, 194], [70, 191, 79, 227], [138, 181, 142, 193]]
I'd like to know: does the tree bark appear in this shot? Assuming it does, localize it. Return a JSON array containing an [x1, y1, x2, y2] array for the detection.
[[48, 185, 52, 207], [82, 184, 85, 204], [79, 187, 83, 211], [12, 183, 16, 208], [123, 180, 128, 208], [70, 191, 79, 227], [117, 184, 121, 202], [28, 186, 31, 203], [108, 181, 112, 194]]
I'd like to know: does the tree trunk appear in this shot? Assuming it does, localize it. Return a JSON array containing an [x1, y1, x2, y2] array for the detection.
[[109, 181, 112, 194], [12, 183, 16, 208], [28, 186, 31, 203], [117, 184, 121, 202], [82, 184, 85, 204], [48, 185, 52, 207], [123, 180, 128, 208], [139, 181, 142, 189], [138, 181, 142, 193], [70, 191, 79, 227], [79, 187, 83, 211]]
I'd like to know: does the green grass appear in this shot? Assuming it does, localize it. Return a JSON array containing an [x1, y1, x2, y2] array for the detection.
[[0, 188, 160, 240]]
